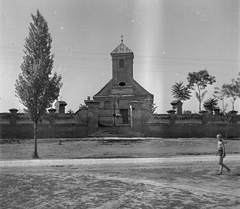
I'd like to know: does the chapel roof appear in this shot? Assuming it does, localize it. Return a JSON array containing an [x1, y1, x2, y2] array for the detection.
[[93, 79, 153, 98], [111, 40, 133, 54]]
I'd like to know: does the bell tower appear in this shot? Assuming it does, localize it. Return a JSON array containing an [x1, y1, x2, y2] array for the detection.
[[110, 36, 134, 90]]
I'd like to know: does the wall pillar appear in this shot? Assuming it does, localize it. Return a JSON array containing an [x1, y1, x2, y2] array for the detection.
[[199, 110, 208, 124], [48, 108, 56, 138], [9, 108, 18, 125], [55, 101, 67, 113], [229, 110, 238, 124], [9, 108, 18, 139], [170, 100, 183, 115], [48, 108, 56, 124], [85, 100, 100, 136], [167, 110, 176, 124], [213, 108, 220, 116]]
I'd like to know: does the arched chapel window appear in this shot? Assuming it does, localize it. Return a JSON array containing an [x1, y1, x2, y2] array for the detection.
[[119, 59, 124, 68]]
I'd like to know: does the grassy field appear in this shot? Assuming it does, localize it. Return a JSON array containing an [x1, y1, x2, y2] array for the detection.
[[1, 137, 240, 160]]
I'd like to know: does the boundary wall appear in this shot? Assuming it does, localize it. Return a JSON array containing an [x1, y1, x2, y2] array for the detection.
[[0, 109, 88, 139], [0, 103, 239, 139]]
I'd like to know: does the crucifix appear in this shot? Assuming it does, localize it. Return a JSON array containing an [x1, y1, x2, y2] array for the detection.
[[121, 35, 124, 43]]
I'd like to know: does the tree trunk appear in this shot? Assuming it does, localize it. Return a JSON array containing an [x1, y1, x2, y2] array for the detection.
[[33, 121, 39, 158], [197, 87, 201, 112]]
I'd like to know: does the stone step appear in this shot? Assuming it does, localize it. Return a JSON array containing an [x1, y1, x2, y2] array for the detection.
[[91, 125, 144, 137]]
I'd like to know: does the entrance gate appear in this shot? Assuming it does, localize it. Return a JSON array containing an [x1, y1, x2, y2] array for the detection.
[[120, 109, 128, 124]]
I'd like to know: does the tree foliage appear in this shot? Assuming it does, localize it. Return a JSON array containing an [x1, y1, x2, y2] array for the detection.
[[79, 104, 88, 110], [15, 10, 62, 158], [203, 97, 218, 114], [187, 69, 216, 112], [222, 73, 240, 111], [214, 73, 240, 111], [213, 86, 229, 113], [150, 103, 158, 114], [171, 81, 191, 102]]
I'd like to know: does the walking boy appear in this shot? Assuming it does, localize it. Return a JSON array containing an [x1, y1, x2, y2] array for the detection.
[[216, 134, 230, 175]]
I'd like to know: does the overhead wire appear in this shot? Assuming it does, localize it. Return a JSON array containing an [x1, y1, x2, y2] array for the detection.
[[0, 46, 239, 72]]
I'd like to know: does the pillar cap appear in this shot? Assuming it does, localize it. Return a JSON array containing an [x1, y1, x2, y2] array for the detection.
[[170, 99, 182, 105], [55, 101, 67, 106], [48, 108, 56, 112], [9, 108, 18, 112], [167, 110, 176, 114]]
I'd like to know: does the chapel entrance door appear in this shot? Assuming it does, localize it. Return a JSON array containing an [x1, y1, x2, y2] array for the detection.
[[120, 109, 128, 124]]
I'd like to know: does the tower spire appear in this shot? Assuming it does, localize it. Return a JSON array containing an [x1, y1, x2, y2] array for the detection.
[[121, 35, 124, 43]]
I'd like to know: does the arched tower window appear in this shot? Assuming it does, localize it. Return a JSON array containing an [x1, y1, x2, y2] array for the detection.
[[119, 59, 124, 68]]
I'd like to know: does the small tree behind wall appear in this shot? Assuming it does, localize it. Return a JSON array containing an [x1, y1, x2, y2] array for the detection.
[[187, 69, 216, 112], [15, 10, 62, 158], [150, 103, 158, 114], [171, 81, 191, 111], [213, 86, 229, 114], [222, 73, 240, 111], [203, 97, 218, 115]]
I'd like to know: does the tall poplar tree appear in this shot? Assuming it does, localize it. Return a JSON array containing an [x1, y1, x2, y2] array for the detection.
[[15, 10, 62, 158]]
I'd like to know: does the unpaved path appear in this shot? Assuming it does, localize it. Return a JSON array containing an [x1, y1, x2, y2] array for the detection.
[[0, 154, 239, 167]]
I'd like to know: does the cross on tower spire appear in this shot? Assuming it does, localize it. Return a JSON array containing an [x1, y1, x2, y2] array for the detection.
[[121, 35, 124, 43]]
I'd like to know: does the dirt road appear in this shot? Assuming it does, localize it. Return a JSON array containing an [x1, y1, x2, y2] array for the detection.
[[1, 155, 240, 209], [0, 154, 239, 168]]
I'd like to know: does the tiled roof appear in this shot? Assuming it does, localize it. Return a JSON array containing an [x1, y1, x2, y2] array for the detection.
[[111, 42, 133, 54]]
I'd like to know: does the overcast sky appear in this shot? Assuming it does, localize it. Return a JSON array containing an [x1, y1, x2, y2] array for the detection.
[[0, 0, 239, 113]]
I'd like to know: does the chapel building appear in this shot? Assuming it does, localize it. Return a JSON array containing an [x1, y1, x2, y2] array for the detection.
[[92, 38, 153, 125]]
